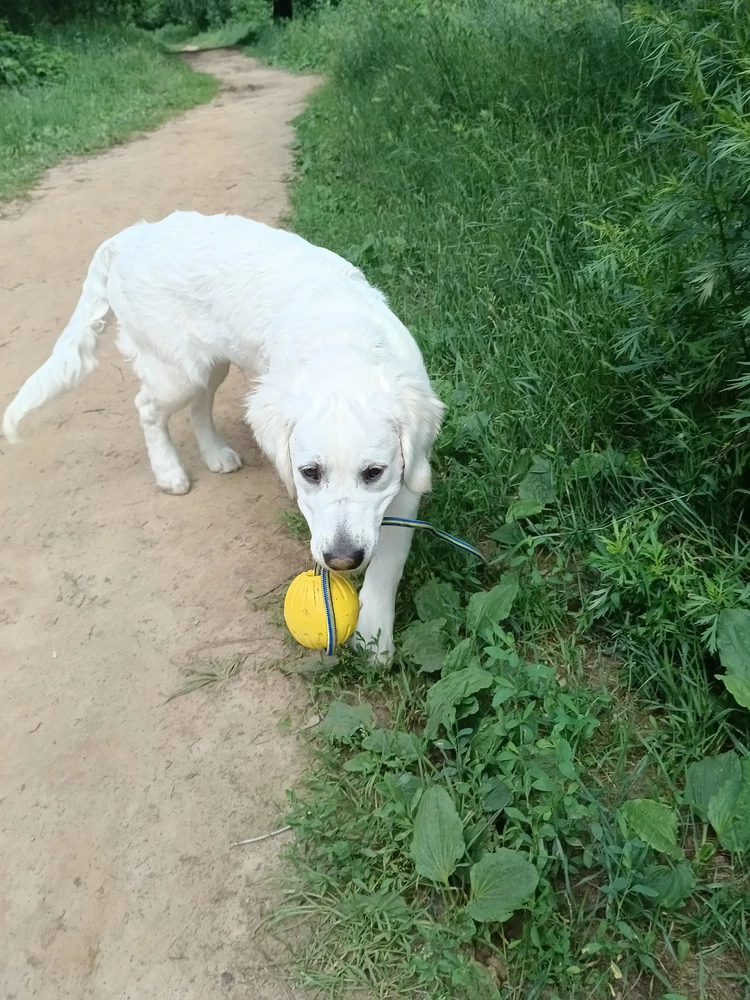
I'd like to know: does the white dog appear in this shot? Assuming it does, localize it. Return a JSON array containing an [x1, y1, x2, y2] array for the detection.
[[2, 211, 445, 659]]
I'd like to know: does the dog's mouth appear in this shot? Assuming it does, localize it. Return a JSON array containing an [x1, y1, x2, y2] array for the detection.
[[315, 550, 371, 574]]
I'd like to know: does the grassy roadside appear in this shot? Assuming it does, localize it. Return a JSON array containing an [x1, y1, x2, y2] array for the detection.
[[251, 1, 750, 998], [0, 24, 217, 202]]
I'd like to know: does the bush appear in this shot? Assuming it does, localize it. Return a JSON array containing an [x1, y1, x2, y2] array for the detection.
[[4, 0, 142, 32], [4, 0, 271, 32], [139, 0, 268, 30], [0, 21, 68, 85]]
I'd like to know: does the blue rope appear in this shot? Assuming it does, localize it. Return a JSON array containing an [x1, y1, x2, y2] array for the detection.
[[318, 517, 483, 657], [382, 516, 485, 561], [314, 564, 337, 656]]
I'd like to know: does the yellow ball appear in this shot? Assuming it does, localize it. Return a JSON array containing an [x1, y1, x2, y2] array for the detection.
[[283, 570, 360, 650]]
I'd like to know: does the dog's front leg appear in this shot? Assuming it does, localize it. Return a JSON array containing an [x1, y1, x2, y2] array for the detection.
[[353, 484, 421, 662]]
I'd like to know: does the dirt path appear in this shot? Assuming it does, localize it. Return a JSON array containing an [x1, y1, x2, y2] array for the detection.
[[0, 52, 319, 999]]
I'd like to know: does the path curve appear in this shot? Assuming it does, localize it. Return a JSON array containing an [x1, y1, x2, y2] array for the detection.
[[0, 51, 318, 1000]]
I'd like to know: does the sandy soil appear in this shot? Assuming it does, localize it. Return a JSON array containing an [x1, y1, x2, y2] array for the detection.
[[0, 52, 320, 999]]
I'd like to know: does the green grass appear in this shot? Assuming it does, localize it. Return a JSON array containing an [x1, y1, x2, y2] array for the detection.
[[0, 24, 217, 201], [153, 18, 260, 51], [250, 5, 350, 71], [252, 0, 750, 997]]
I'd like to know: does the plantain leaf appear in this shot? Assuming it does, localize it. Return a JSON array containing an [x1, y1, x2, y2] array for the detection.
[[424, 666, 493, 739], [319, 701, 374, 740], [401, 618, 447, 672], [362, 728, 422, 764], [466, 573, 518, 633], [442, 637, 480, 676], [506, 498, 544, 523], [411, 785, 465, 884], [415, 578, 460, 623], [518, 455, 555, 504], [717, 609, 750, 709], [707, 779, 740, 840], [719, 675, 750, 710], [684, 751, 740, 818], [643, 863, 695, 910], [567, 451, 607, 481], [719, 757, 750, 853], [467, 849, 539, 922], [620, 799, 682, 858]]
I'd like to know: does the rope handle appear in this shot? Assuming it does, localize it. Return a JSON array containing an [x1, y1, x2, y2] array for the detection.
[[381, 516, 485, 561], [319, 517, 484, 656]]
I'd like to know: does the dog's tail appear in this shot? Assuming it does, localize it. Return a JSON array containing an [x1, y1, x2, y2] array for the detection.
[[2, 238, 116, 443]]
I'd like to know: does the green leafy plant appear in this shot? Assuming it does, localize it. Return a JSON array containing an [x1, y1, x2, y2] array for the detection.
[[717, 609, 750, 710], [0, 21, 68, 86], [685, 751, 750, 853]]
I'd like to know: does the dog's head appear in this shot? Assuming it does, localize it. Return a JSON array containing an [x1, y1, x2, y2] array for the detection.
[[246, 367, 445, 571]]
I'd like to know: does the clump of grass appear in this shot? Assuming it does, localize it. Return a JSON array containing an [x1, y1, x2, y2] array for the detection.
[[167, 651, 244, 701], [0, 23, 217, 201], [251, 0, 750, 996], [276, 508, 310, 543]]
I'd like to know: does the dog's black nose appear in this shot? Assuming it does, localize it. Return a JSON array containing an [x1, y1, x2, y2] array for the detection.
[[324, 547, 365, 571]]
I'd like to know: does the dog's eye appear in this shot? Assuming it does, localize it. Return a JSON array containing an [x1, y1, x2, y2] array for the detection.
[[300, 465, 322, 484], [361, 465, 385, 484]]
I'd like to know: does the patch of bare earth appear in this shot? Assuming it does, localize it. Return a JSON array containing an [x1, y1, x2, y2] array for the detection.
[[0, 52, 321, 999]]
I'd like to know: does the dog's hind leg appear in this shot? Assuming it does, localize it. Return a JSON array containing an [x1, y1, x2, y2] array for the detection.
[[190, 362, 243, 474], [134, 369, 196, 495]]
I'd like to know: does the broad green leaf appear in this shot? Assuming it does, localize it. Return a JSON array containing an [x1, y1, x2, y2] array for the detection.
[[442, 637, 480, 676], [707, 779, 740, 839], [684, 751, 741, 818], [505, 498, 544, 523], [467, 848, 539, 922], [424, 666, 493, 739], [480, 777, 513, 812], [620, 799, 682, 858], [643, 863, 695, 910], [470, 718, 502, 761], [717, 608, 750, 674], [362, 728, 422, 764], [518, 456, 555, 504], [717, 609, 750, 709], [400, 618, 447, 672], [343, 752, 377, 773], [718, 674, 750, 710], [466, 573, 519, 633], [720, 757, 750, 853], [415, 579, 460, 624], [319, 701, 374, 740], [492, 679, 517, 707], [410, 785, 464, 884], [489, 521, 525, 544], [567, 451, 607, 481]]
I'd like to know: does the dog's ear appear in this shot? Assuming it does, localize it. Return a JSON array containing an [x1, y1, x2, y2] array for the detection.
[[245, 376, 295, 496], [395, 377, 446, 494]]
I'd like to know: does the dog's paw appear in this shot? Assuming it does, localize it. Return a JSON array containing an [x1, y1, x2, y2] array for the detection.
[[157, 468, 191, 495], [204, 446, 243, 474]]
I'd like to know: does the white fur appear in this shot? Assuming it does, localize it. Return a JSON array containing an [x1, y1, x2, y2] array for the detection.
[[2, 211, 445, 660]]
